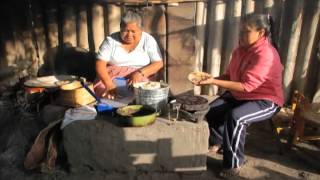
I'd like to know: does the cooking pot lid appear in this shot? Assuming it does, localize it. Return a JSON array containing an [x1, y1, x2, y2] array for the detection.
[[24, 75, 78, 88], [176, 94, 209, 111]]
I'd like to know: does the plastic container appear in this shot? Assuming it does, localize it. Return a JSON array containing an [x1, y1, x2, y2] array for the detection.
[[95, 103, 114, 115], [113, 77, 133, 97]]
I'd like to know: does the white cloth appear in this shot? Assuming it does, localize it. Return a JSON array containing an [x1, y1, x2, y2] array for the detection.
[[96, 32, 162, 68], [61, 105, 97, 129]]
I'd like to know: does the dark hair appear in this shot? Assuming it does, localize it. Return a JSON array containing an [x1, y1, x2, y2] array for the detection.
[[241, 13, 277, 49], [120, 8, 143, 29]]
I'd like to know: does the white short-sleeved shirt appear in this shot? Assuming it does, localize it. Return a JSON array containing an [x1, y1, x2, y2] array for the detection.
[[96, 32, 162, 69]]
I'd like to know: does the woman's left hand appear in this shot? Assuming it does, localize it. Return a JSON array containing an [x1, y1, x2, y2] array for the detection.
[[128, 71, 144, 85]]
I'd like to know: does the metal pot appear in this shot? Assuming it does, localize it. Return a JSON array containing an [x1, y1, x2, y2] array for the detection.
[[116, 105, 157, 127], [133, 81, 169, 114]]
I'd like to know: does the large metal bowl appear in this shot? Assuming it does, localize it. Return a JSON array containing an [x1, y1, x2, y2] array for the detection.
[[116, 105, 157, 127], [133, 81, 169, 114]]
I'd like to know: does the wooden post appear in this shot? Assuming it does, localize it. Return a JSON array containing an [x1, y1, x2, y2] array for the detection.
[[242, 0, 254, 15], [142, 6, 167, 82], [262, 0, 283, 46], [29, 1, 46, 75], [221, 0, 241, 74], [313, 10, 320, 102], [255, 0, 278, 14], [92, 3, 105, 52], [314, 57, 320, 103], [107, 4, 121, 34], [268, 0, 284, 49], [45, 2, 59, 48], [205, 0, 226, 96], [281, 0, 304, 101], [264, 0, 274, 12], [254, 0, 264, 13], [157, 5, 168, 82], [294, 0, 320, 93], [194, 1, 206, 95], [63, 5, 77, 47], [78, 5, 89, 50]]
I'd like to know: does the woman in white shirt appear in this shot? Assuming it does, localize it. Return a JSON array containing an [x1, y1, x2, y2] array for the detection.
[[94, 9, 163, 99]]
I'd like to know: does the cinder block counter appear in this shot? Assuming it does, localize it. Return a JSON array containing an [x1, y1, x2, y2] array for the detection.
[[63, 116, 209, 173]]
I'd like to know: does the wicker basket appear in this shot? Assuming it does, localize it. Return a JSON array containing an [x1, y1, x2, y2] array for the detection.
[[57, 81, 96, 107]]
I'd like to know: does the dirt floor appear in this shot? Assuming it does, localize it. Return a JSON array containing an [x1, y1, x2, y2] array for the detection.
[[207, 121, 320, 180], [0, 94, 319, 180]]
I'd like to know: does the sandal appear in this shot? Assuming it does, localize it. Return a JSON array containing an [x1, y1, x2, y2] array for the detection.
[[219, 167, 241, 179]]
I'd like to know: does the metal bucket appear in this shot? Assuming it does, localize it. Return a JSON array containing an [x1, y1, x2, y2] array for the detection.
[[133, 82, 169, 114]]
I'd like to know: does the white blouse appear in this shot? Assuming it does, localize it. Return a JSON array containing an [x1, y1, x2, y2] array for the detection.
[[96, 32, 162, 69]]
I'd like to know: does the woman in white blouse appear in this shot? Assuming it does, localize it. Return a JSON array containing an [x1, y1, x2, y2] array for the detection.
[[94, 9, 163, 99]]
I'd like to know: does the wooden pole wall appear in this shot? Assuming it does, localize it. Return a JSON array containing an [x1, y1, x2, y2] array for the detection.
[[263, 0, 274, 12], [1, 0, 320, 103], [221, 0, 241, 74], [45, 3, 59, 49], [92, 4, 105, 52], [28, 1, 45, 76], [281, 0, 304, 101], [243, 0, 254, 15], [205, 0, 226, 95], [160, 6, 167, 82], [62, 6, 77, 47], [78, 5, 89, 50], [107, 5, 121, 34], [194, 2, 206, 95], [315, 56, 320, 102], [294, 0, 320, 94], [142, 5, 167, 82], [269, 0, 284, 48], [314, 31, 320, 102]]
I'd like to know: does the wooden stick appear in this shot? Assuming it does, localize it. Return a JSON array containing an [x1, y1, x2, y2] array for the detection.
[[92, 3, 105, 52]]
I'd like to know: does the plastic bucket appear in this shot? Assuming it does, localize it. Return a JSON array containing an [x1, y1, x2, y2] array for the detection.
[[133, 82, 169, 114]]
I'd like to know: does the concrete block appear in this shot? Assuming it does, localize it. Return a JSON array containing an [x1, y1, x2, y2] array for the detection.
[[63, 117, 209, 173]]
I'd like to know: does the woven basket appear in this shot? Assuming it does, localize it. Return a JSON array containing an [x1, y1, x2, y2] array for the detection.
[[57, 81, 96, 107]]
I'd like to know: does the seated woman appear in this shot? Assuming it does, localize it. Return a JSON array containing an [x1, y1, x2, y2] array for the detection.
[[192, 14, 284, 177], [94, 9, 163, 99]]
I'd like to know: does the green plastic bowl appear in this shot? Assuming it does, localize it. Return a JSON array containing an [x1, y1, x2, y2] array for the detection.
[[116, 105, 157, 127]]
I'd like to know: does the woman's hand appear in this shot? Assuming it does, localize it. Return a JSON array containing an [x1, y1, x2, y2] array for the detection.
[[192, 77, 215, 86], [128, 71, 144, 85], [102, 82, 117, 99], [195, 77, 245, 92], [199, 77, 215, 85]]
